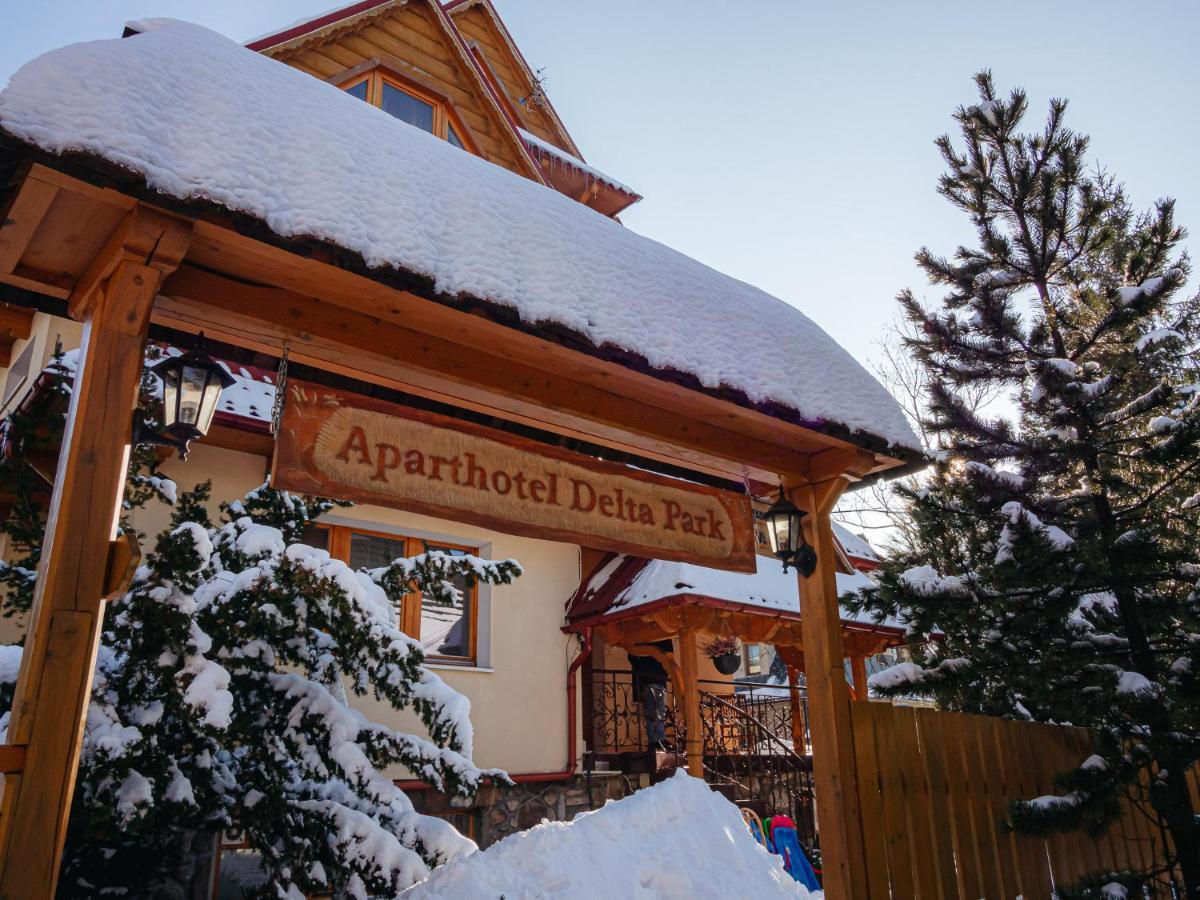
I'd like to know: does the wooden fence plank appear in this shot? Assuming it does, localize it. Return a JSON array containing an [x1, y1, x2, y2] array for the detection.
[[987, 716, 1038, 899], [895, 707, 941, 899], [999, 717, 1055, 899], [914, 708, 963, 899], [942, 712, 984, 900], [849, 701, 893, 899], [873, 704, 918, 900], [959, 714, 1006, 898]]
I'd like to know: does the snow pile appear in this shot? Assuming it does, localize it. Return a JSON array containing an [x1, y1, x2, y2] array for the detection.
[[402, 771, 815, 899], [0, 20, 919, 452]]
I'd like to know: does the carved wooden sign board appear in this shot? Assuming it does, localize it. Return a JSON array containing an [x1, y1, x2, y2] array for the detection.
[[272, 382, 756, 571]]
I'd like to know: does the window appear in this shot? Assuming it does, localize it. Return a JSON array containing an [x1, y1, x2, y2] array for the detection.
[[744, 643, 763, 676], [304, 523, 479, 664], [341, 67, 475, 152]]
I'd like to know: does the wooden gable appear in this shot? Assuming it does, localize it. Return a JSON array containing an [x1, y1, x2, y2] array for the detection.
[[447, 0, 579, 155], [259, 0, 540, 180]]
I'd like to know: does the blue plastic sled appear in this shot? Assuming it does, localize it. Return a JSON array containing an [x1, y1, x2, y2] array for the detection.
[[767, 816, 821, 891]]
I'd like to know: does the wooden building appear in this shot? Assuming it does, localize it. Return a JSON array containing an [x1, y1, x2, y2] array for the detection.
[[0, 3, 926, 897]]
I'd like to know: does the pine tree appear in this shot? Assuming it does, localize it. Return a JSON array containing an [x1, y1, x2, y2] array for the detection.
[[51, 479, 520, 898], [0, 351, 523, 897], [849, 72, 1200, 895]]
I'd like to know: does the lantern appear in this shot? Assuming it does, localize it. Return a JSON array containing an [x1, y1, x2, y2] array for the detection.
[[146, 337, 234, 459], [761, 487, 818, 576]]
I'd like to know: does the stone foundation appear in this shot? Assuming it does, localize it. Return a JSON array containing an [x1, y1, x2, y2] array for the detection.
[[411, 771, 643, 847]]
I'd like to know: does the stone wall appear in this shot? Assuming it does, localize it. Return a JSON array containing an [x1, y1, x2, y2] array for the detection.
[[411, 772, 644, 847]]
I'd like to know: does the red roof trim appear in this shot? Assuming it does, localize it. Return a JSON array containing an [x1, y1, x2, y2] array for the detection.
[[246, 0, 395, 51], [564, 593, 908, 640]]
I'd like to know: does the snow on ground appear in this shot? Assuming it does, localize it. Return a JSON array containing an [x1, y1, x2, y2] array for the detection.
[[402, 771, 816, 900], [0, 20, 919, 453]]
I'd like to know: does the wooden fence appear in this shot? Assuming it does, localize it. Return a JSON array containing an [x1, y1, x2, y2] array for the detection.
[[850, 701, 1178, 899]]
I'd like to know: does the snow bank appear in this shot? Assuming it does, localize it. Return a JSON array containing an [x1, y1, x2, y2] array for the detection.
[[402, 771, 814, 899], [0, 20, 918, 453]]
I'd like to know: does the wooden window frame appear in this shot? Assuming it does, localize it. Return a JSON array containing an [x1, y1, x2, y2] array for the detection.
[[335, 59, 481, 156], [310, 522, 480, 664]]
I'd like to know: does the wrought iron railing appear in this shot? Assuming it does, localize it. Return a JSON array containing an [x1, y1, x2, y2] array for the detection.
[[586, 669, 816, 849], [587, 668, 682, 754], [699, 690, 816, 850]]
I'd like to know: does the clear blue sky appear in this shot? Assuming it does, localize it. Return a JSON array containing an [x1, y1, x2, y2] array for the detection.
[[2, 1, 1197, 371]]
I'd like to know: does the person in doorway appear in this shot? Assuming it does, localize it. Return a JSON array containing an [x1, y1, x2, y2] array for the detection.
[[629, 640, 673, 748]]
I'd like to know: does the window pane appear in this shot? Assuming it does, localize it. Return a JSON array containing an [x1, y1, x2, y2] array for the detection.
[[300, 525, 329, 551], [344, 79, 368, 101], [447, 124, 465, 150], [380, 83, 435, 133], [349, 532, 407, 570], [422, 545, 472, 658]]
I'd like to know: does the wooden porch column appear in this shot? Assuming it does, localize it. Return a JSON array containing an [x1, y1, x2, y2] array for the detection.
[[786, 664, 806, 752], [677, 625, 703, 777], [850, 655, 869, 702], [794, 477, 869, 900], [0, 207, 190, 899]]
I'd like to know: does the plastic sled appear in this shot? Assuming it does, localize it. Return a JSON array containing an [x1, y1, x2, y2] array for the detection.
[[768, 815, 821, 891]]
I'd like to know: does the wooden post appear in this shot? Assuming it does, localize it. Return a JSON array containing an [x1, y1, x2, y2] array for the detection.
[[850, 655, 868, 702], [0, 207, 190, 899], [794, 477, 869, 900], [786, 664, 806, 752], [677, 625, 703, 777]]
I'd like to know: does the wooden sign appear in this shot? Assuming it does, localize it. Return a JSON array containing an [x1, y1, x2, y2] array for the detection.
[[272, 382, 756, 571]]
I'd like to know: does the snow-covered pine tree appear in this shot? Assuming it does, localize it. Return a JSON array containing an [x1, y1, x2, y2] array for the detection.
[[0, 352, 523, 897], [849, 72, 1200, 895], [50, 479, 521, 898]]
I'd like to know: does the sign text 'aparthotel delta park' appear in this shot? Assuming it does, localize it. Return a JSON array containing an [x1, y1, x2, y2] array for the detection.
[[273, 383, 757, 571]]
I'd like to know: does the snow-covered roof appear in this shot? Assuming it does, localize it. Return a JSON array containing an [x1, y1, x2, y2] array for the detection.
[[567, 552, 905, 633], [831, 521, 880, 563], [404, 771, 813, 899], [0, 21, 920, 454], [518, 127, 638, 197]]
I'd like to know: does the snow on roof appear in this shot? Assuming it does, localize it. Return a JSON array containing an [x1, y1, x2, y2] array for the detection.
[[0, 21, 919, 453], [570, 552, 904, 632], [402, 770, 814, 899], [831, 521, 880, 563], [518, 127, 638, 197]]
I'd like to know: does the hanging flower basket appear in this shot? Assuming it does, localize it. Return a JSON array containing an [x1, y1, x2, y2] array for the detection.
[[702, 635, 741, 675], [712, 651, 741, 675]]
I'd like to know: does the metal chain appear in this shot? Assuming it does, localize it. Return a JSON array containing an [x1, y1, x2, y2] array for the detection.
[[270, 343, 290, 435]]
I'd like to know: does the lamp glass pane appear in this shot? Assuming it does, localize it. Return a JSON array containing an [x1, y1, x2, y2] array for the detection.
[[159, 364, 180, 428], [768, 514, 790, 556], [179, 363, 209, 426], [195, 369, 224, 434], [787, 509, 804, 554]]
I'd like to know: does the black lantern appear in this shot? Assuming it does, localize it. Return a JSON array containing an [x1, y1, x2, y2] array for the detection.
[[142, 336, 234, 460], [761, 487, 818, 576]]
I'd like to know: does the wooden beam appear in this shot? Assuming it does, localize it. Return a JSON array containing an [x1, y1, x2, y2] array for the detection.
[[849, 656, 868, 701], [0, 206, 191, 899], [787, 665, 806, 752], [0, 178, 58, 275], [0, 745, 27, 775], [0, 303, 35, 341], [677, 625, 703, 777], [154, 274, 799, 486], [792, 476, 869, 900]]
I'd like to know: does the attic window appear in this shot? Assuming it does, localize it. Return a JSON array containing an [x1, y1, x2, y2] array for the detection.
[[341, 68, 474, 153]]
